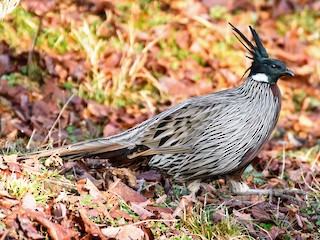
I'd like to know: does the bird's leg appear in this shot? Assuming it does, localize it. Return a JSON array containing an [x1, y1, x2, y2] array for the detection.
[[228, 178, 308, 196], [227, 178, 308, 204], [228, 179, 250, 194], [226, 171, 250, 194]]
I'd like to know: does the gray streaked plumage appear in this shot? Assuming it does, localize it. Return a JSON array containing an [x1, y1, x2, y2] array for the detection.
[[19, 24, 294, 193]]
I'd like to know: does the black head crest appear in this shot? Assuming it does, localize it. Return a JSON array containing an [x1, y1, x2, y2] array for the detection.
[[229, 23, 269, 61]]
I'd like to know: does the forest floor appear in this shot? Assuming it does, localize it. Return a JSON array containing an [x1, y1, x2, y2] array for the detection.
[[0, 0, 319, 239]]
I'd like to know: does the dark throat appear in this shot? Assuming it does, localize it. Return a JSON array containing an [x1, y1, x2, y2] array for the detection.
[[270, 84, 281, 100]]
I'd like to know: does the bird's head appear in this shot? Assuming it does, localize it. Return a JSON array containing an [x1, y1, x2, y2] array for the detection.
[[229, 23, 294, 84]]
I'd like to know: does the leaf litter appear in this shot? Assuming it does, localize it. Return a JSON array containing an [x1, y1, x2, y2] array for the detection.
[[0, 0, 319, 239]]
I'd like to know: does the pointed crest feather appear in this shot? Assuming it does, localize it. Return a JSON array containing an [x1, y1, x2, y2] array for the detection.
[[229, 23, 269, 61]]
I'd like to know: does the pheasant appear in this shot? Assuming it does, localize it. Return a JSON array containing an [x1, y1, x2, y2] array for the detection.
[[19, 23, 294, 195]]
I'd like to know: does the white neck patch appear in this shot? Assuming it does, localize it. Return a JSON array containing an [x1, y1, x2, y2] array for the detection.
[[252, 73, 269, 83]]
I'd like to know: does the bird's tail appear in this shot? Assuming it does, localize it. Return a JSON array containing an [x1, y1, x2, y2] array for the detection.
[[18, 137, 152, 168]]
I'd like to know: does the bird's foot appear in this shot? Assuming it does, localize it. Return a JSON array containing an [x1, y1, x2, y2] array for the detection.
[[228, 180, 308, 205]]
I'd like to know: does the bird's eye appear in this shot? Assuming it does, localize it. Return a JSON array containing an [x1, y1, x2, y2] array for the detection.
[[271, 64, 277, 68]]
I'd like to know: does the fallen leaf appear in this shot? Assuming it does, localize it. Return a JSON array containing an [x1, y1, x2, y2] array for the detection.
[[27, 210, 78, 240], [109, 209, 134, 221], [79, 209, 107, 239], [18, 214, 45, 240], [87, 101, 112, 117], [137, 170, 162, 181], [21, 0, 56, 16], [101, 225, 145, 240], [131, 203, 154, 220], [108, 179, 147, 204], [212, 211, 223, 223], [0, 197, 20, 208], [101, 226, 121, 238], [233, 209, 251, 221], [172, 196, 195, 218], [251, 205, 272, 222], [52, 203, 67, 224], [103, 123, 120, 137], [83, 178, 105, 201], [0, 54, 12, 75], [21, 193, 37, 211], [295, 213, 303, 228]]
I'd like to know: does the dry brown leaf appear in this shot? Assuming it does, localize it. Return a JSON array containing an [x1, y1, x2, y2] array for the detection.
[[21, 193, 37, 211], [212, 211, 223, 223], [79, 209, 107, 239], [298, 114, 314, 129], [0, 54, 12, 75], [27, 210, 78, 240], [109, 209, 134, 221], [251, 205, 272, 222], [18, 214, 45, 240], [103, 123, 120, 137], [52, 202, 67, 224], [130, 202, 154, 220], [101, 226, 121, 238], [102, 225, 145, 240], [108, 179, 147, 204], [83, 178, 105, 201], [159, 76, 212, 100], [295, 214, 304, 228], [21, 0, 56, 16], [137, 170, 162, 181], [233, 209, 251, 221], [0, 197, 20, 209], [172, 196, 195, 218], [145, 205, 173, 215]]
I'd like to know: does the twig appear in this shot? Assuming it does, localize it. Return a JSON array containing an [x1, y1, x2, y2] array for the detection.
[[311, 148, 320, 170], [26, 130, 36, 150], [44, 179, 75, 189], [27, 15, 43, 77], [236, 188, 308, 206], [280, 141, 286, 179], [130, 219, 179, 226], [42, 93, 75, 146]]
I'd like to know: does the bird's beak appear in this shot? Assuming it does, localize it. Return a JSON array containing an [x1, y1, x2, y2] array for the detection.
[[284, 68, 294, 77]]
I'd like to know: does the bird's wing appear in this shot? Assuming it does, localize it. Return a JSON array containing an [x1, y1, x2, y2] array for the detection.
[[131, 93, 230, 153]]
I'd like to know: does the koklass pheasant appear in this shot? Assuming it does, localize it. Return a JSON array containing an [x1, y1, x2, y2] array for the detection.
[[20, 23, 294, 194]]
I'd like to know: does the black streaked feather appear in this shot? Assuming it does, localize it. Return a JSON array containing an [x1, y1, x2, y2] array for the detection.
[[154, 129, 166, 138], [229, 23, 269, 61], [240, 67, 251, 80], [159, 135, 173, 147], [249, 26, 269, 58], [157, 121, 168, 129]]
